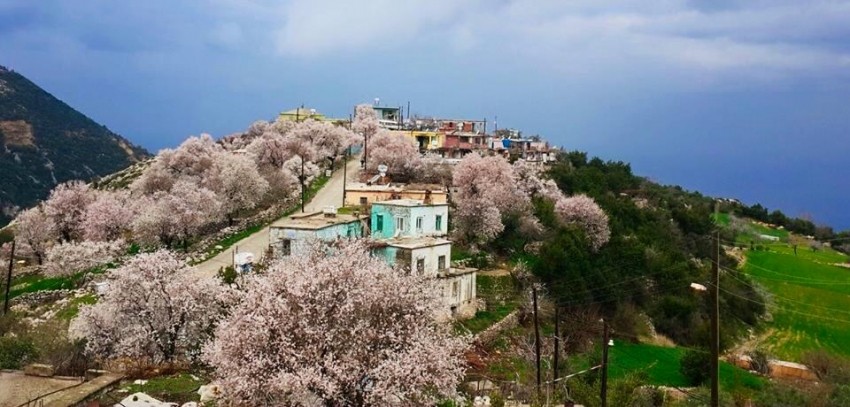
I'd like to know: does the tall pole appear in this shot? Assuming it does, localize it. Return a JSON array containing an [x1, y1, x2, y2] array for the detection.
[[300, 156, 306, 213], [601, 319, 609, 407], [4, 240, 15, 314], [709, 234, 720, 406], [532, 285, 541, 399], [343, 145, 350, 207], [552, 305, 560, 394]]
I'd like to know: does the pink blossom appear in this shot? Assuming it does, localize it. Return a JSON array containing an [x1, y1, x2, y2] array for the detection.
[[451, 153, 530, 244], [81, 190, 135, 242], [131, 180, 222, 248], [203, 153, 269, 223], [13, 205, 57, 264], [203, 240, 469, 406], [44, 239, 125, 277], [554, 194, 611, 251], [367, 130, 422, 178], [43, 181, 95, 241], [70, 250, 237, 364], [352, 104, 379, 139]]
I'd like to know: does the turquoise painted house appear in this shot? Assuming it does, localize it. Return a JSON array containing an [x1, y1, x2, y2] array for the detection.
[[370, 199, 448, 240], [369, 199, 477, 319]]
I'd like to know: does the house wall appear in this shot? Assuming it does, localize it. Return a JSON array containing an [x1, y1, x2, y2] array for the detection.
[[374, 243, 451, 277], [269, 221, 363, 257], [442, 271, 477, 319], [344, 190, 448, 208], [370, 204, 448, 240]]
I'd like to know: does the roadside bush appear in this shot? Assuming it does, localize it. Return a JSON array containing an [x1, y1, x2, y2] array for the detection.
[[803, 350, 850, 383], [680, 349, 712, 386], [30, 320, 90, 376], [0, 336, 37, 369], [747, 349, 771, 375]]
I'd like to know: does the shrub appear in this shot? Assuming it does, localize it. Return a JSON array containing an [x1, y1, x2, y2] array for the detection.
[[747, 349, 771, 375], [802, 350, 850, 383], [0, 336, 37, 369], [680, 349, 712, 386]]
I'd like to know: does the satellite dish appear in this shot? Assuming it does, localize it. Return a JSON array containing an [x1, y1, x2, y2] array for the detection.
[[374, 97, 380, 106], [310, 108, 316, 114], [377, 164, 388, 177]]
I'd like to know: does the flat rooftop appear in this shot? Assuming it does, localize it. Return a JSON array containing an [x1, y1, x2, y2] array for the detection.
[[345, 182, 446, 192], [381, 236, 451, 249], [373, 199, 448, 207], [270, 212, 365, 231]]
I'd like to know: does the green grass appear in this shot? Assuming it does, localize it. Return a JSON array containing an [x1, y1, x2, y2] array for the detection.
[[608, 343, 765, 390], [54, 293, 97, 320], [8, 266, 108, 300], [713, 212, 730, 226], [456, 275, 521, 334], [742, 245, 850, 360], [124, 373, 204, 403]]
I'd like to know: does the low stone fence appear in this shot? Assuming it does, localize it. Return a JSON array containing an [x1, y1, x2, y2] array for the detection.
[[474, 310, 520, 345], [729, 354, 819, 381]]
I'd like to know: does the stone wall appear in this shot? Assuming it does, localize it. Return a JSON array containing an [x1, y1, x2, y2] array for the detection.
[[474, 310, 520, 345]]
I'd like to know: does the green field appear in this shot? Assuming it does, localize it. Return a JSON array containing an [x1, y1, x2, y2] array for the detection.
[[742, 243, 850, 360], [608, 343, 764, 390]]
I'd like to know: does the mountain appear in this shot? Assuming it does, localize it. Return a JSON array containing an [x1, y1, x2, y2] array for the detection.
[[0, 65, 149, 226]]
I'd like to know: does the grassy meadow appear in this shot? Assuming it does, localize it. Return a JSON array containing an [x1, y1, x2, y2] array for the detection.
[[723, 215, 850, 360]]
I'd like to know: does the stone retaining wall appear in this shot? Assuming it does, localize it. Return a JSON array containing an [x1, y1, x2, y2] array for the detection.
[[474, 310, 520, 345]]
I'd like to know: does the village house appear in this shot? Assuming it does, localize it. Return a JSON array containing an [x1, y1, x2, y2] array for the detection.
[[268, 209, 367, 258], [344, 182, 447, 208], [368, 199, 477, 318]]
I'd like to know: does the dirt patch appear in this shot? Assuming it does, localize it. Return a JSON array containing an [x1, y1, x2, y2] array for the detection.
[[0, 120, 34, 147], [478, 268, 511, 277]]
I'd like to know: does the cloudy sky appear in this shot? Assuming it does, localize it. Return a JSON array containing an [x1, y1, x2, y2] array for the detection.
[[2, 0, 849, 229]]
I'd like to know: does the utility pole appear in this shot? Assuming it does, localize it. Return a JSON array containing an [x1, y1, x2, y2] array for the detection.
[[601, 319, 610, 407], [532, 285, 542, 399], [343, 114, 351, 208], [4, 240, 15, 314], [300, 156, 306, 213], [552, 305, 560, 394], [711, 203, 720, 407]]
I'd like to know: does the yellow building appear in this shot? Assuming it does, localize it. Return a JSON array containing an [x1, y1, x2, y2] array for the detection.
[[391, 130, 444, 151]]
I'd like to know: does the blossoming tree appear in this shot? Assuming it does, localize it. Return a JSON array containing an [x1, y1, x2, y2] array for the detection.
[[70, 250, 236, 364], [203, 240, 469, 406], [554, 194, 611, 251], [366, 130, 422, 179]]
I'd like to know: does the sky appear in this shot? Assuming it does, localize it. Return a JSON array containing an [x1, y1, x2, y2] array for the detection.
[[1, 0, 849, 229]]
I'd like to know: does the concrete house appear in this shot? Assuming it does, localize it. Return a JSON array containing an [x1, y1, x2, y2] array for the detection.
[[369, 199, 477, 319], [370, 200, 448, 239], [269, 210, 366, 258], [344, 183, 447, 208]]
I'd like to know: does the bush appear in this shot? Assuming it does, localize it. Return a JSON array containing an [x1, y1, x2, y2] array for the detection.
[[680, 349, 712, 386], [0, 336, 37, 369], [802, 350, 850, 383], [747, 349, 771, 375]]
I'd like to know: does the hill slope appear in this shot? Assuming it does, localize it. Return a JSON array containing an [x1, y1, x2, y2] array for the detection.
[[0, 65, 149, 226]]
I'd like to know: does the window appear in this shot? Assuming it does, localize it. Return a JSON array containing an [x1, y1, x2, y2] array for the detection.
[[396, 217, 405, 232], [435, 215, 443, 231], [416, 258, 425, 274], [416, 216, 423, 231], [438, 255, 446, 270], [280, 239, 291, 256], [376, 214, 384, 231], [359, 197, 368, 206]]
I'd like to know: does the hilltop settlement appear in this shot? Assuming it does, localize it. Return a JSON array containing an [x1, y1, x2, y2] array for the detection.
[[2, 100, 850, 406]]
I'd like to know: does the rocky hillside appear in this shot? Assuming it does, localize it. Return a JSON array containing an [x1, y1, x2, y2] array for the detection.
[[0, 65, 149, 226]]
